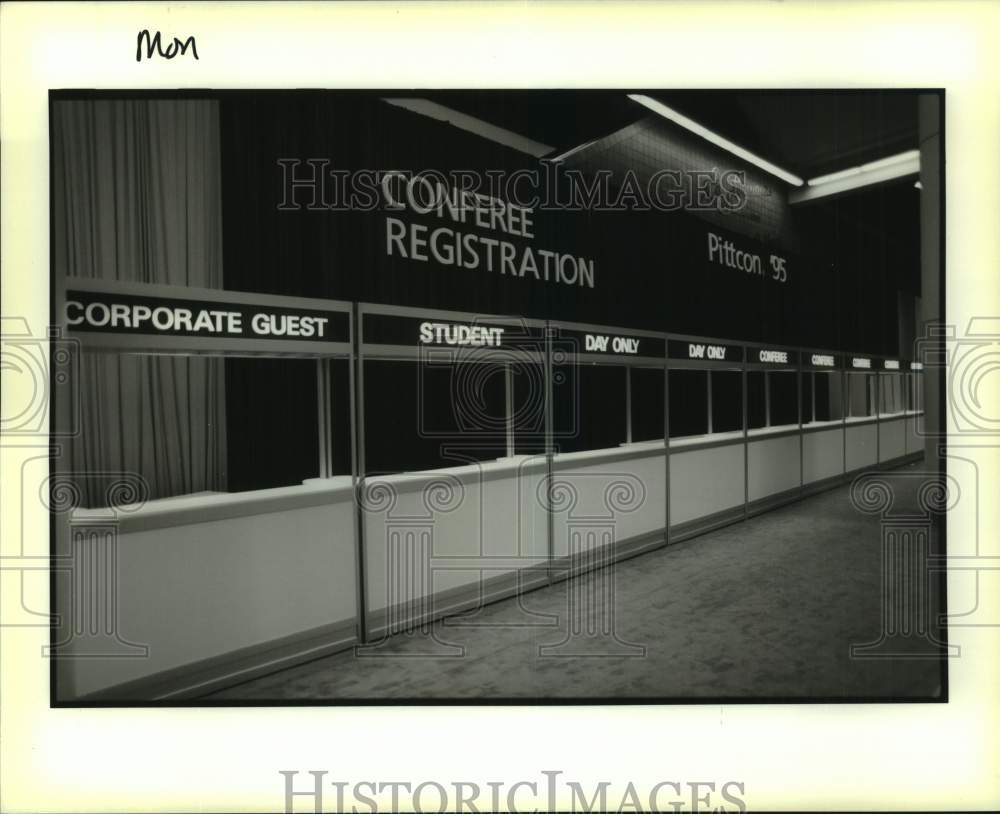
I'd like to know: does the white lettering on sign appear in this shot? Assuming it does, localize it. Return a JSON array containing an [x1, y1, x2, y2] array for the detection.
[[418, 321, 504, 347], [811, 354, 835, 367], [912, 362, 924, 371], [687, 343, 726, 360], [251, 313, 329, 338], [613, 337, 639, 354], [852, 357, 872, 369], [758, 349, 788, 364], [884, 359, 900, 370], [585, 334, 639, 354], [65, 300, 246, 334], [707, 232, 788, 283]]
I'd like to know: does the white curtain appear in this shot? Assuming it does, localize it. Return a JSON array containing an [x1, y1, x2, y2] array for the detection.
[[52, 100, 227, 507]]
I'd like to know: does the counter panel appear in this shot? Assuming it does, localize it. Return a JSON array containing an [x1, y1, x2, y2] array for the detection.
[[550, 449, 667, 559], [802, 425, 845, 485], [363, 459, 549, 621], [669, 442, 745, 526], [61, 496, 358, 699], [879, 416, 907, 462], [845, 421, 878, 472], [748, 433, 801, 501]]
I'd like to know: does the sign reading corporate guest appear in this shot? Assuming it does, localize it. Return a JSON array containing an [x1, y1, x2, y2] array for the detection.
[[60, 283, 352, 357], [556, 327, 665, 361], [64, 290, 349, 342], [668, 339, 744, 363]]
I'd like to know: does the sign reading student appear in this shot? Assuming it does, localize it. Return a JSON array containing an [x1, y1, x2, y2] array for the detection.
[[362, 311, 545, 352]]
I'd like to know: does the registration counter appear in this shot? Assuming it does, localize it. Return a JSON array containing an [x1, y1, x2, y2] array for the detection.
[[666, 338, 746, 538], [54, 279, 360, 701], [548, 321, 669, 574], [54, 287, 927, 700]]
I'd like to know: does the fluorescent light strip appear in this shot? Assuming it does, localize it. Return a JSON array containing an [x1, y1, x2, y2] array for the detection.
[[790, 149, 921, 204], [808, 149, 920, 186], [382, 98, 554, 158], [627, 93, 804, 186]]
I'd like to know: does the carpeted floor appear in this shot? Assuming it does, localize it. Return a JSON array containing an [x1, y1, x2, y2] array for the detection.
[[206, 462, 946, 702]]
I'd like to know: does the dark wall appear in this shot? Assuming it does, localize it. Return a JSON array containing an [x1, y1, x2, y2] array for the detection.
[[218, 92, 916, 356]]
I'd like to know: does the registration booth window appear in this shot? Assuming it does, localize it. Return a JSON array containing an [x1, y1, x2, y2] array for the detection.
[[668, 339, 744, 438], [878, 359, 905, 416], [909, 362, 924, 412], [359, 306, 546, 474], [57, 281, 354, 506], [802, 352, 844, 424], [747, 346, 800, 429], [847, 357, 877, 418], [552, 323, 666, 453]]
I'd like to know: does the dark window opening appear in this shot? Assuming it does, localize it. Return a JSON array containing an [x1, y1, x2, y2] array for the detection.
[[669, 369, 708, 438], [768, 371, 799, 427], [225, 357, 320, 492], [553, 363, 627, 453], [630, 367, 665, 443], [711, 370, 743, 433], [364, 359, 507, 474], [747, 371, 767, 430]]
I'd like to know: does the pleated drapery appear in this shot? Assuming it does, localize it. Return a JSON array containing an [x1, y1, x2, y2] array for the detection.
[[52, 99, 227, 507]]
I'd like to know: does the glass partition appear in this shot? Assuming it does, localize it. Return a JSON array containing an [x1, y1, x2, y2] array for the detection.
[[800, 371, 815, 424], [847, 372, 876, 418], [812, 371, 844, 422], [747, 371, 766, 430], [879, 371, 905, 416]]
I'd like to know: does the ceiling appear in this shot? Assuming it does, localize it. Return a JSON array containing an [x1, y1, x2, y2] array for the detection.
[[416, 89, 922, 181]]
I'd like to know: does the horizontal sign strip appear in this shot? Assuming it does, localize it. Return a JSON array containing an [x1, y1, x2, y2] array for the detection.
[[748, 347, 799, 366], [64, 290, 350, 344], [363, 313, 545, 350], [553, 327, 665, 360], [668, 339, 744, 363], [804, 352, 842, 369]]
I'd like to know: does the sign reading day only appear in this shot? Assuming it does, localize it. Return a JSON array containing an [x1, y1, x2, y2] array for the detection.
[[556, 327, 665, 360], [668, 339, 744, 363]]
